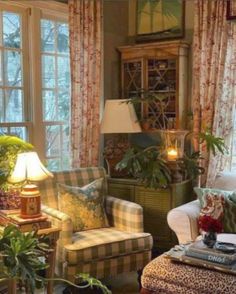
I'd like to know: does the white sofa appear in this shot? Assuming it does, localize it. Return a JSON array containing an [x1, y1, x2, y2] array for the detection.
[[167, 172, 236, 244]]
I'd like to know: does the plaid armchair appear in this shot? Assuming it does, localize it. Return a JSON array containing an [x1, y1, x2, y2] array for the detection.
[[39, 167, 153, 281]]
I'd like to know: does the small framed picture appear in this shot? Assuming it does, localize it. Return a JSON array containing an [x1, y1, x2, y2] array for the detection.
[[227, 0, 236, 20]]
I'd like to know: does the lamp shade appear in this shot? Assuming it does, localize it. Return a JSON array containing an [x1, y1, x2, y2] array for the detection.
[[8, 151, 53, 183], [100, 99, 142, 133]]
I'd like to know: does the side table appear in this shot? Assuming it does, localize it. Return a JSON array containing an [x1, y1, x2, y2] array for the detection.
[[37, 226, 60, 294]]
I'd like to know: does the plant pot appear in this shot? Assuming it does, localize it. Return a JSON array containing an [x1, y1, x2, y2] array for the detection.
[[141, 121, 151, 131], [203, 231, 217, 248], [0, 189, 20, 209], [105, 158, 129, 178]]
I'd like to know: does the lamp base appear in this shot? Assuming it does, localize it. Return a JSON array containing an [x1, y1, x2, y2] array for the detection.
[[20, 184, 41, 219]]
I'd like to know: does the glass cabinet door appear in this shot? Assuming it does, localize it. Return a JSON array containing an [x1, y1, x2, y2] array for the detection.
[[145, 58, 178, 129]]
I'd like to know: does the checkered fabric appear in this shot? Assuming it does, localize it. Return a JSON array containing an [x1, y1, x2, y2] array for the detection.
[[39, 167, 107, 209], [64, 251, 151, 281], [40, 167, 152, 280], [105, 196, 144, 233], [41, 204, 73, 273], [64, 227, 152, 264]]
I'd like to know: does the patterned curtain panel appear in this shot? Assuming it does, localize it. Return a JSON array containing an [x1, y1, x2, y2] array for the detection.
[[69, 0, 103, 167], [192, 0, 236, 186]]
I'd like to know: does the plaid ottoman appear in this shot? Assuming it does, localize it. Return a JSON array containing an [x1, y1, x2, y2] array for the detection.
[[141, 255, 236, 294]]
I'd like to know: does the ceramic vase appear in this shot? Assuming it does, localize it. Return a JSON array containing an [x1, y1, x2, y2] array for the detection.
[[203, 231, 217, 248]]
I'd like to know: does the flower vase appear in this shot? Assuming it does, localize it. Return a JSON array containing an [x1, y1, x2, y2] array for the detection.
[[203, 231, 217, 248]]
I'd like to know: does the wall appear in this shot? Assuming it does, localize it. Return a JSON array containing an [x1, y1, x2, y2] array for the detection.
[[104, 0, 195, 103], [104, 0, 129, 99]]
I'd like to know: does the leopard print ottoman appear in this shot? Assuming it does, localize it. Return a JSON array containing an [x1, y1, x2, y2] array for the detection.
[[141, 255, 236, 294]]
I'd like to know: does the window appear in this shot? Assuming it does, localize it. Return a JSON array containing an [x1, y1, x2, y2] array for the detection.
[[41, 19, 71, 170], [0, 2, 71, 171], [0, 8, 29, 140]]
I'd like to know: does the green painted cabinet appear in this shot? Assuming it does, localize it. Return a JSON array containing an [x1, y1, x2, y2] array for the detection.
[[107, 178, 194, 251]]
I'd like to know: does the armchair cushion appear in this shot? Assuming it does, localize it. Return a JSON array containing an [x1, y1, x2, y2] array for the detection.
[[57, 178, 108, 232], [64, 227, 152, 264], [105, 196, 144, 233], [39, 167, 107, 209]]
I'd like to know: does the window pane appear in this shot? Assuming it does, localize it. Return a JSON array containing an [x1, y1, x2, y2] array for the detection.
[[0, 127, 27, 140], [5, 89, 23, 122], [0, 89, 3, 122], [47, 158, 60, 171], [42, 55, 55, 88], [41, 19, 55, 52], [0, 127, 8, 134], [43, 90, 56, 121], [57, 23, 69, 53], [3, 11, 21, 49], [41, 18, 71, 171], [46, 125, 61, 157], [4, 50, 22, 86], [58, 56, 70, 88], [62, 157, 70, 170], [58, 90, 70, 121], [9, 127, 27, 140], [0, 53, 3, 85], [62, 124, 70, 154]]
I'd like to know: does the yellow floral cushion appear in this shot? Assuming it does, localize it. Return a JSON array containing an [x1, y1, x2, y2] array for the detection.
[[57, 178, 109, 231]]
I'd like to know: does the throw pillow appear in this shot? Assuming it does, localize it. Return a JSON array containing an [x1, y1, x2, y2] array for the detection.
[[57, 178, 109, 231], [194, 187, 236, 234]]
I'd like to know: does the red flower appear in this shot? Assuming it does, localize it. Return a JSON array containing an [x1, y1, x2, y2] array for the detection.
[[198, 215, 223, 233]]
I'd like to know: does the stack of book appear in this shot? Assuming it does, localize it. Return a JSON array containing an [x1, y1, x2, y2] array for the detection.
[[185, 240, 236, 269], [0, 209, 51, 232]]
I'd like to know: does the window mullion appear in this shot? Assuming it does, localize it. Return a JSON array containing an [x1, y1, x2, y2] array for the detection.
[[29, 6, 45, 160]]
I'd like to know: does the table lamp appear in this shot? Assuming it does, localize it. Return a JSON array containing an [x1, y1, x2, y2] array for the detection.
[[100, 99, 142, 176], [100, 99, 142, 134], [8, 151, 53, 219]]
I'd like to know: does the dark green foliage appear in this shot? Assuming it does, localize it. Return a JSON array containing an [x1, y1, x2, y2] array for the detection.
[[0, 226, 113, 294], [177, 152, 205, 180], [116, 146, 171, 189], [76, 273, 112, 294], [177, 131, 227, 180], [0, 135, 33, 186], [199, 131, 227, 156], [125, 90, 168, 125], [0, 225, 49, 293]]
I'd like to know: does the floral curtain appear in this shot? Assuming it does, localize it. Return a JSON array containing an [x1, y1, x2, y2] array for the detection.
[[69, 0, 103, 167], [192, 0, 236, 187]]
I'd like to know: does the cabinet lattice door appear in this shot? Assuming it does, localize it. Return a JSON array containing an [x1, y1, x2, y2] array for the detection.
[[119, 41, 189, 130]]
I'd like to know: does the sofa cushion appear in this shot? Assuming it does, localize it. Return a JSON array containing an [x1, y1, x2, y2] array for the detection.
[[39, 167, 107, 209], [58, 179, 108, 232], [64, 227, 152, 264], [194, 187, 236, 233]]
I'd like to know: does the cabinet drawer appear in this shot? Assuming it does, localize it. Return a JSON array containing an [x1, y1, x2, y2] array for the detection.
[[135, 186, 172, 244]]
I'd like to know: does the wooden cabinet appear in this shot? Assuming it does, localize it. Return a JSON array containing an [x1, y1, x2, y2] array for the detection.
[[108, 178, 194, 251], [118, 41, 189, 129]]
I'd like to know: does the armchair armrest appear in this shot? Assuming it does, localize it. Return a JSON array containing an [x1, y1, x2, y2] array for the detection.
[[105, 196, 144, 233], [41, 204, 73, 246], [167, 200, 201, 244]]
